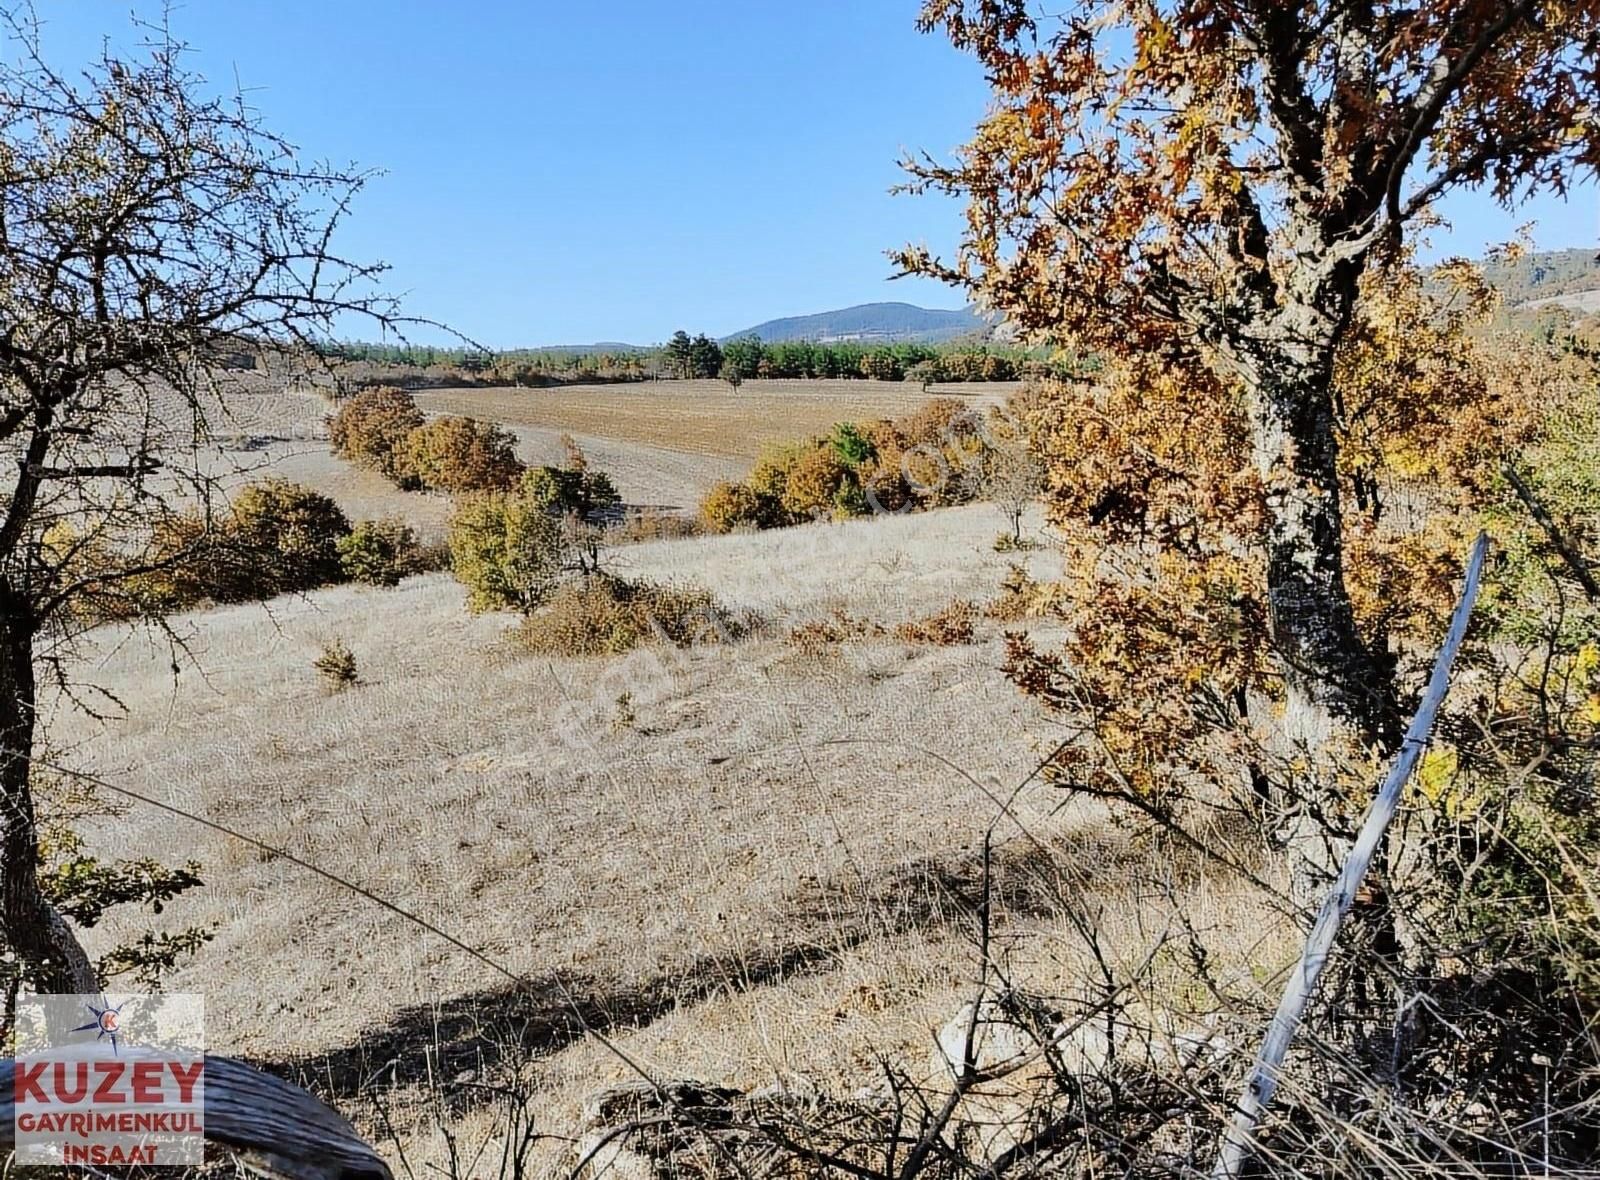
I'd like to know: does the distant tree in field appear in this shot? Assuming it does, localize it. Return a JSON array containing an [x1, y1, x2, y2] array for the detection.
[[977, 409, 1043, 545], [665, 330, 695, 379], [329, 386, 425, 484], [689, 333, 724, 379], [901, 0, 1600, 752], [401, 416, 523, 493], [721, 336, 765, 380], [859, 348, 902, 381], [906, 358, 941, 393], [0, 10, 401, 991]]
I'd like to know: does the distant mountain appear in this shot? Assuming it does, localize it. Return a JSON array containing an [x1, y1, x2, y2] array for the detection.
[[1479, 246, 1599, 308], [723, 302, 987, 345], [513, 342, 652, 355]]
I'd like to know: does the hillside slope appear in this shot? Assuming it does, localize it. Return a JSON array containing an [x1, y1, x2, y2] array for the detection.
[[1482, 246, 1599, 306], [724, 301, 985, 344], [47, 503, 1279, 1172]]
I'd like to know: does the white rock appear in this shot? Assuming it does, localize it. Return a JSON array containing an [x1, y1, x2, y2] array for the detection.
[[935, 1000, 1045, 1079]]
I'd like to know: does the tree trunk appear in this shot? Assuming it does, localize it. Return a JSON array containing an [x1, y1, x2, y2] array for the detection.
[[1219, 287, 1401, 906], [1220, 264, 1399, 754], [1255, 362, 1395, 744], [0, 597, 96, 993]]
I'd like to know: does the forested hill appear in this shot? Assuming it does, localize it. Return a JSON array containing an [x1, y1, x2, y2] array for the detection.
[[1480, 246, 1600, 308], [724, 302, 985, 344]]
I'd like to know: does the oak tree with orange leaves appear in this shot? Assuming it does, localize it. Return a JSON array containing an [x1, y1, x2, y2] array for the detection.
[[899, 0, 1600, 747]]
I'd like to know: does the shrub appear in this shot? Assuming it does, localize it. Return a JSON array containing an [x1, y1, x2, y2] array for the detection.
[[328, 386, 425, 483], [337, 518, 423, 587], [861, 449, 915, 514], [985, 562, 1045, 621], [830, 422, 876, 468], [613, 510, 702, 544], [699, 480, 767, 533], [780, 445, 852, 521], [126, 511, 216, 610], [225, 479, 352, 598], [894, 600, 979, 646], [402, 416, 523, 493], [448, 492, 565, 613], [747, 443, 804, 504], [522, 437, 622, 524], [786, 609, 884, 660], [515, 575, 741, 656], [314, 638, 359, 691], [897, 397, 981, 448]]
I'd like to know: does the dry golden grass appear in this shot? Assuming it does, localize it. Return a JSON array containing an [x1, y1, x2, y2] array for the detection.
[[45, 502, 1296, 1175], [415, 379, 1015, 462]]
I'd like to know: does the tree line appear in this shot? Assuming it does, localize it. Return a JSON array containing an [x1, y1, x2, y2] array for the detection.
[[325, 334, 1078, 387]]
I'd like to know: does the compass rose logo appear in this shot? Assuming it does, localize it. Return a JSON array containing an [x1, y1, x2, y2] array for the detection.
[[71, 1001, 125, 1054]]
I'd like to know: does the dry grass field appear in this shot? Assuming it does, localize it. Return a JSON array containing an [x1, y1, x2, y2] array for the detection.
[[188, 377, 1000, 534], [37, 373, 1301, 1176], [416, 379, 1016, 461], [48, 502, 1286, 1173]]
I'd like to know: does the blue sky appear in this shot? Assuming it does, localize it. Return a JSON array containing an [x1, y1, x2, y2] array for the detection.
[[32, 3, 1600, 348]]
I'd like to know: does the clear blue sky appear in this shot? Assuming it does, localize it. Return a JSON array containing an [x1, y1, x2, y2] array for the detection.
[[32, 3, 1600, 348]]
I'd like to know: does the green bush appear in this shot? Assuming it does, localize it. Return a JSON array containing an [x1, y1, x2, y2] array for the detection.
[[139, 488, 454, 608], [314, 638, 359, 691], [830, 422, 877, 468], [337, 518, 424, 587], [448, 492, 566, 613], [225, 473, 347, 591], [522, 439, 622, 524]]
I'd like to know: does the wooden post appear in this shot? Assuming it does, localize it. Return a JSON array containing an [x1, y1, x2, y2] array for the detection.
[[1211, 532, 1490, 1180]]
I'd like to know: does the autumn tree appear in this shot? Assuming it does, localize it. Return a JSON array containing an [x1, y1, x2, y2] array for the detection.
[[978, 406, 1043, 545], [400, 416, 523, 493], [328, 386, 425, 484], [0, 11, 401, 991], [900, 0, 1600, 747]]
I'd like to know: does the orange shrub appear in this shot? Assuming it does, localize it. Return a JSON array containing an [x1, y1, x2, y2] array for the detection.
[[779, 444, 851, 521], [699, 480, 767, 533], [328, 386, 424, 483], [894, 600, 979, 645], [401, 416, 522, 493]]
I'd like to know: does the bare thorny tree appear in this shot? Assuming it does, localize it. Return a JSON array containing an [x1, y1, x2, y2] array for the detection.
[[0, 5, 406, 996]]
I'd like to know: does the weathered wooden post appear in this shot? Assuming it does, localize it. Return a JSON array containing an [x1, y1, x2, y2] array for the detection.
[[1211, 532, 1489, 1180]]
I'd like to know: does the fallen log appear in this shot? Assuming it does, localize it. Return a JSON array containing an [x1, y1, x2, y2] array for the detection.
[[0, 1048, 390, 1180]]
